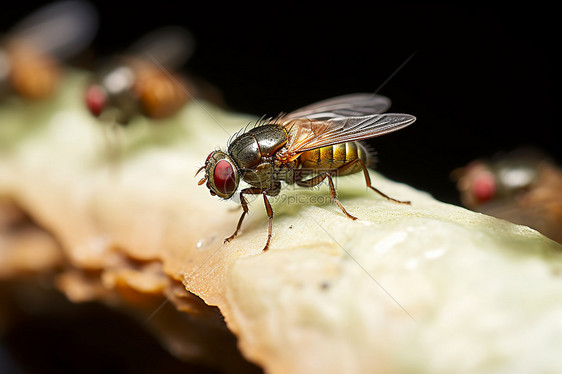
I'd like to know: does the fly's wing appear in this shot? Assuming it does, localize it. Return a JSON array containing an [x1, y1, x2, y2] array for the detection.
[[127, 26, 195, 69], [276, 94, 415, 160], [9, 1, 98, 60], [281, 114, 415, 158], [283, 93, 391, 120]]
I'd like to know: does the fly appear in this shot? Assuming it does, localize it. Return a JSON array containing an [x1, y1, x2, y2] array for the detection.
[[85, 26, 207, 125], [453, 147, 562, 244], [196, 93, 416, 251]]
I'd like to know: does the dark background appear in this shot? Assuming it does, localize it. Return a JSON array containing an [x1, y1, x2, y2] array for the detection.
[[0, 3, 559, 372], [1, 3, 558, 204]]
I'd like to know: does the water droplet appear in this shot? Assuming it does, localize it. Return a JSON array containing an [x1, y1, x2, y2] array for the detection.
[[196, 238, 205, 249]]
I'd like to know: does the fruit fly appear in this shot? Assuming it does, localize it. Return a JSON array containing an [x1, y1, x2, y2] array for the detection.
[[453, 147, 562, 244], [0, 1, 97, 101], [85, 26, 197, 125], [196, 93, 416, 251]]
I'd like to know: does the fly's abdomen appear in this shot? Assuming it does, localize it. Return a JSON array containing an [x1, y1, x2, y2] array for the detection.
[[298, 142, 370, 176]]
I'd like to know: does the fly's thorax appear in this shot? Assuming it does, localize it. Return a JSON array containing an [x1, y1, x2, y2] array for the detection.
[[228, 124, 288, 170], [298, 141, 369, 175], [226, 124, 288, 189], [248, 124, 289, 154], [274, 160, 298, 184], [240, 162, 275, 188]]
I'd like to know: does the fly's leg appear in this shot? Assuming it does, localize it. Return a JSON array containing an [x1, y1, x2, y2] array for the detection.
[[296, 159, 409, 220], [225, 187, 278, 251], [296, 173, 358, 220], [224, 188, 261, 243], [261, 192, 274, 251], [349, 158, 411, 205]]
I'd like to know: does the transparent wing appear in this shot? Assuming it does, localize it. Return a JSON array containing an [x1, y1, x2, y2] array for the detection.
[[280, 113, 415, 158], [10, 1, 98, 60], [283, 93, 392, 120], [127, 26, 195, 69]]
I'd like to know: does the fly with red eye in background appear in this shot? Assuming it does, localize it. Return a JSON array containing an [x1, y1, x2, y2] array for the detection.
[[84, 27, 196, 125], [196, 93, 416, 251], [453, 147, 562, 244]]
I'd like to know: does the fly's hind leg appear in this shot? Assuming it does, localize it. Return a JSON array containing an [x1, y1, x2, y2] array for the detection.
[[261, 192, 275, 251], [345, 158, 411, 205], [296, 158, 409, 221], [296, 172, 358, 220]]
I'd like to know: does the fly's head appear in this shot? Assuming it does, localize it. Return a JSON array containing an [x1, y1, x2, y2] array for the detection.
[[85, 82, 107, 117], [196, 150, 239, 199]]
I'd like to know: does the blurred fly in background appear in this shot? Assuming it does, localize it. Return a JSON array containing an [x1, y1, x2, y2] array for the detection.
[[84, 26, 219, 125], [454, 147, 562, 244], [0, 1, 98, 101]]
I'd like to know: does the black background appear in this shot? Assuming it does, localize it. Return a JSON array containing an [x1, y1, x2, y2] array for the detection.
[[2, 2, 559, 204]]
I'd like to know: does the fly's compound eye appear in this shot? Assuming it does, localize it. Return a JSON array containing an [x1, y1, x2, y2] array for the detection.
[[85, 84, 107, 117], [213, 159, 238, 198], [472, 170, 496, 203]]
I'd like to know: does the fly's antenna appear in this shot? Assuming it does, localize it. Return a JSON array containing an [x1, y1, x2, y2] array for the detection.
[[195, 165, 205, 178]]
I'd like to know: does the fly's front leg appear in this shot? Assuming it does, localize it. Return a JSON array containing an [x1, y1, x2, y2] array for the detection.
[[296, 173, 358, 220], [224, 187, 263, 244], [225, 186, 278, 252]]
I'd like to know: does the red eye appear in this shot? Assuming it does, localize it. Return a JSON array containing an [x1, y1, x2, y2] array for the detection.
[[472, 170, 496, 203], [85, 84, 107, 117], [213, 160, 237, 196]]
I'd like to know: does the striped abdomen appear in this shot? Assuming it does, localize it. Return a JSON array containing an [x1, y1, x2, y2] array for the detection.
[[298, 142, 371, 176]]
